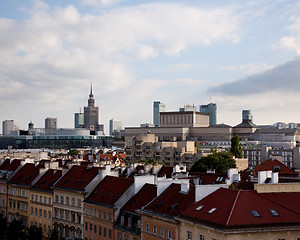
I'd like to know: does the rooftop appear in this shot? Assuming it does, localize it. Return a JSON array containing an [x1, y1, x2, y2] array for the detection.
[[32, 169, 62, 192]]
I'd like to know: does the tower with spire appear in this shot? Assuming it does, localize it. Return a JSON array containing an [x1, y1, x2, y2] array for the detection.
[[83, 83, 100, 131]]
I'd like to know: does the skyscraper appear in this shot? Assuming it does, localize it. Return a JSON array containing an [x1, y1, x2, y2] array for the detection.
[[45, 117, 57, 135], [74, 111, 84, 128], [109, 119, 123, 136], [2, 120, 15, 136], [153, 101, 165, 127], [84, 83, 100, 131], [200, 103, 217, 126]]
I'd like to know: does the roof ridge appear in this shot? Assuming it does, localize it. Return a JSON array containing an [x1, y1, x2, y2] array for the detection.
[[226, 189, 241, 226]]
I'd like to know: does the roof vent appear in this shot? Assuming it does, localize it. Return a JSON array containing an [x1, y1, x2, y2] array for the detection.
[[272, 165, 281, 173]]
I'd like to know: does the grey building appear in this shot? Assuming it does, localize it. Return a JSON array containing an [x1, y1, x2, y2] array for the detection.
[[74, 112, 84, 128], [45, 117, 57, 135], [109, 119, 123, 136], [153, 101, 165, 127], [84, 84, 100, 131], [200, 103, 217, 126], [2, 120, 15, 136]]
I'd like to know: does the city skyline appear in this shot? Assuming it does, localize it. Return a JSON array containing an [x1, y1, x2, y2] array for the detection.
[[1, 1, 300, 133]]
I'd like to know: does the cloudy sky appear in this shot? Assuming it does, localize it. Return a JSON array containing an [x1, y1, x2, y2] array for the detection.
[[1, 0, 300, 134]]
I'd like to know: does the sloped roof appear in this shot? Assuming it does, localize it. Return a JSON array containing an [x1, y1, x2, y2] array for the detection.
[[157, 166, 173, 178], [253, 128, 299, 135], [234, 121, 257, 128], [0, 159, 22, 180], [32, 169, 62, 192], [143, 183, 195, 217], [209, 124, 232, 128], [53, 165, 99, 191], [180, 188, 300, 227], [85, 176, 133, 206], [122, 183, 157, 213], [8, 163, 44, 186], [254, 159, 297, 176], [189, 173, 227, 185]]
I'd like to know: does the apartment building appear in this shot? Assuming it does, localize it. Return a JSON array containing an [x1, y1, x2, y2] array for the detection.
[[0, 159, 21, 216], [125, 133, 200, 167], [29, 169, 62, 237], [52, 165, 101, 239], [7, 163, 46, 225]]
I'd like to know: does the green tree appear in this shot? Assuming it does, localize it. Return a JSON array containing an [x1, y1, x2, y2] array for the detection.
[[190, 151, 236, 174], [26, 226, 43, 240], [7, 219, 26, 240], [68, 149, 80, 157], [230, 135, 242, 158]]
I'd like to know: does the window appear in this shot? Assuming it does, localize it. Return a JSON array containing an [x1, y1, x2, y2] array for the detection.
[[60, 196, 64, 204], [90, 223, 92, 231], [168, 230, 172, 240], [31, 194, 34, 201], [21, 189, 24, 196], [31, 207, 33, 215], [49, 197, 51, 204], [128, 217, 131, 227], [55, 195, 58, 203], [109, 212, 112, 221], [195, 205, 204, 211], [78, 199, 81, 207], [270, 209, 279, 216], [94, 224, 97, 233], [90, 208, 93, 215], [99, 226, 102, 235], [25, 190, 27, 197], [43, 225, 46, 233], [72, 198, 75, 206], [36, 195, 38, 201], [104, 211, 107, 220], [207, 208, 217, 214], [146, 223, 150, 233], [44, 197, 47, 204], [17, 189, 20, 196], [120, 215, 124, 225], [250, 209, 260, 217], [199, 234, 204, 240], [94, 208, 97, 216], [137, 220, 141, 228], [109, 229, 112, 238], [39, 209, 42, 217], [13, 188, 16, 196], [66, 197, 69, 205], [186, 230, 192, 240], [35, 208, 38, 216], [2, 186, 5, 193], [85, 207, 88, 214], [48, 211, 51, 219], [85, 222, 88, 231], [99, 210, 102, 218], [160, 227, 165, 237], [66, 211, 69, 220], [40, 196, 42, 202], [72, 212, 75, 222], [44, 210, 47, 218], [153, 225, 157, 235], [125, 234, 129, 240], [104, 228, 107, 237]]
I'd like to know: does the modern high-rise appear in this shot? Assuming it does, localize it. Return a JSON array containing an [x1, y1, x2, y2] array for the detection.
[[2, 120, 15, 136], [45, 117, 57, 129], [74, 112, 84, 128], [200, 103, 217, 126], [242, 110, 252, 123], [84, 83, 100, 131], [153, 101, 165, 127], [109, 119, 122, 136]]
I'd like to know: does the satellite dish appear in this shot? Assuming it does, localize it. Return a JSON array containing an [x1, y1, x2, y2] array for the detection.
[[272, 165, 281, 173]]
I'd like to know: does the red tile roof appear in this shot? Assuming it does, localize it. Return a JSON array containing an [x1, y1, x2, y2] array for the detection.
[[122, 183, 157, 213], [32, 169, 62, 192], [180, 188, 300, 227], [53, 165, 99, 191], [8, 163, 44, 186], [260, 192, 300, 214], [157, 166, 173, 178], [0, 159, 22, 180], [190, 173, 227, 185], [85, 176, 133, 206], [143, 183, 195, 217], [254, 159, 297, 176]]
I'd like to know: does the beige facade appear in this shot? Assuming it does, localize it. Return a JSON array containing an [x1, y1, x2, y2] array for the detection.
[[160, 111, 209, 128], [52, 189, 85, 239], [84, 202, 114, 240], [254, 182, 300, 193], [178, 218, 300, 240], [125, 134, 200, 167], [7, 184, 29, 225], [29, 190, 53, 237]]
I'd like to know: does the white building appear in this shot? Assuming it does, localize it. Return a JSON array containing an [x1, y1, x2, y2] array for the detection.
[[109, 119, 123, 136]]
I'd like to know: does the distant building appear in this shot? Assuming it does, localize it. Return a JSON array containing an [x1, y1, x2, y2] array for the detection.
[[200, 103, 217, 126], [84, 83, 100, 131], [153, 101, 165, 127], [179, 104, 197, 112], [74, 112, 84, 128], [45, 117, 57, 135], [2, 120, 15, 136], [109, 119, 123, 136]]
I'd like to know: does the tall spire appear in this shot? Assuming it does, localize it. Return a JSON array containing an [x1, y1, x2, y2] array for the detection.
[[89, 82, 94, 98]]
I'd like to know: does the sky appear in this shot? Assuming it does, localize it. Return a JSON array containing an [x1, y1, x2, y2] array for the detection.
[[1, 0, 300, 134]]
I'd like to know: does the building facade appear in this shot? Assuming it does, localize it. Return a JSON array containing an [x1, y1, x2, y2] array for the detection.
[[200, 103, 217, 126], [2, 120, 15, 136], [109, 119, 123, 136], [153, 101, 165, 127]]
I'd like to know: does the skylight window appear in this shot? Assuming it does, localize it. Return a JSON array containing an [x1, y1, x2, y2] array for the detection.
[[195, 205, 204, 211], [269, 209, 279, 216], [250, 210, 260, 217], [207, 208, 217, 214]]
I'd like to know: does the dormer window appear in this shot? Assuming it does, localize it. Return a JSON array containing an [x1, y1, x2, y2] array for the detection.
[[128, 217, 132, 227], [207, 208, 217, 214], [120, 215, 124, 226], [195, 205, 204, 211], [270, 209, 279, 216], [250, 209, 260, 217]]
